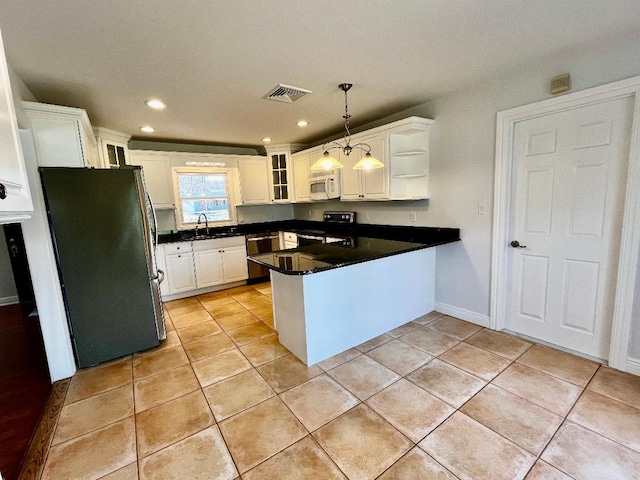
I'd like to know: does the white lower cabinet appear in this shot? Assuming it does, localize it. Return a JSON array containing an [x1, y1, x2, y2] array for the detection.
[[194, 250, 224, 288], [221, 246, 249, 282], [162, 236, 248, 296], [165, 252, 197, 294]]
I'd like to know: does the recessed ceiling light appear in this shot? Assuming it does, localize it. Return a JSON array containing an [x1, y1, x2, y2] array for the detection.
[[296, 120, 309, 127], [140, 126, 155, 133], [262, 137, 272, 143], [145, 99, 166, 109]]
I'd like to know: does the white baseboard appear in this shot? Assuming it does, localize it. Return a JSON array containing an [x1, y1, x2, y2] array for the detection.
[[434, 302, 490, 328], [626, 357, 640, 376], [0, 295, 19, 306]]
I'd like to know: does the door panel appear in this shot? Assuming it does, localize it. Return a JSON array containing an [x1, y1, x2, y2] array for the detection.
[[561, 259, 599, 332], [523, 167, 553, 235], [166, 253, 196, 293], [518, 254, 549, 321], [570, 164, 607, 236], [507, 96, 633, 359], [194, 250, 224, 288], [222, 246, 249, 282], [362, 136, 388, 198]]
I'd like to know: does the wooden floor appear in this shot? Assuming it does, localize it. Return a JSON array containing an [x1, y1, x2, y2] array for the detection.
[[0, 303, 51, 480]]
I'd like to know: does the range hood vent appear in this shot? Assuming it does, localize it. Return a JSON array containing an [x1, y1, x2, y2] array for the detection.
[[265, 84, 312, 103]]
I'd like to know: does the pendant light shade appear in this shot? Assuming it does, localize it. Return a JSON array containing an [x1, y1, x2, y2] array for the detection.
[[315, 83, 384, 171], [353, 152, 384, 170], [310, 151, 344, 171]]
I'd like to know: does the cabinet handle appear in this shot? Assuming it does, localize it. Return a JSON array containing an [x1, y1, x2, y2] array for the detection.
[[0, 183, 6, 200]]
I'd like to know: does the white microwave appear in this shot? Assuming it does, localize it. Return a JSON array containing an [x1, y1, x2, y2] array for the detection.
[[309, 170, 340, 200]]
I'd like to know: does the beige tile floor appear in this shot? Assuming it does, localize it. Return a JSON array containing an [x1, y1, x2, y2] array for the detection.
[[39, 282, 640, 479]]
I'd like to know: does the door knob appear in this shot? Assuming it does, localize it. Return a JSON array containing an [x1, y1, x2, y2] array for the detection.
[[510, 240, 527, 248]]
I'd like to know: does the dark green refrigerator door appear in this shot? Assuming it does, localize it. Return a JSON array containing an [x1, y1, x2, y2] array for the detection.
[[40, 167, 160, 368]]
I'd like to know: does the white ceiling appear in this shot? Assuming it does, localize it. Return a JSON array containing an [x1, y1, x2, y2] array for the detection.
[[1, 1, 638, 149]]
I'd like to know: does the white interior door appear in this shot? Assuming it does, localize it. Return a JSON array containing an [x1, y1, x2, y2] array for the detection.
[[506, 96, 634, 359]]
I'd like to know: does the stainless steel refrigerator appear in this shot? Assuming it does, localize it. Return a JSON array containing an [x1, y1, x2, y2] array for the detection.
[[39, 166, 166, 368]]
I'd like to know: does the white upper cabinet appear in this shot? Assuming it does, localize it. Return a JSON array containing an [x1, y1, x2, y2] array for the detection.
[[0, 30, 32, 222], [23, 102, 99, 169], [292, 150, 312, 202], [266, 145, 296, 203], [340, 135, 388, 200], [238, 156, 270, 205], [128, 151, 175, 209], [94, 127, 131, 169], [338, 116, 432, 201]]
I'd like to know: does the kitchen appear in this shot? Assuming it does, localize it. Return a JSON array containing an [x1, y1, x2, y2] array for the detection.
[[1, 2, 640, 479]]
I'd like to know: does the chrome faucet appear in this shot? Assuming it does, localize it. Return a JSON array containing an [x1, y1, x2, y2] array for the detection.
[[195, 213, 209, 236]]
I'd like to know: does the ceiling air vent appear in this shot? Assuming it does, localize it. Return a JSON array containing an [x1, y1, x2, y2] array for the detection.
[[264, 84, 312, 103]]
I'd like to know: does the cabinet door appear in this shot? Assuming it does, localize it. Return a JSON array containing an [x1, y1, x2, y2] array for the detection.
[[194, 250, 224, 288], [0, 31, 32, 219], [362, 135, 389, 199], [339, 149, 362, 199], [129, 155, 175, 209], [221, 246, 249, 282], [29, 117, 86, 167], [100, 140, 129, 169], [155, 245, 170, 298], [269, 152, 293, 203], [238, 157, 270, 205], [165, 252, 196, 293], [293, 152, 311, 202]]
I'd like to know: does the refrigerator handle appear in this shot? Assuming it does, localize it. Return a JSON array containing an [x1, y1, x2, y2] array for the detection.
[[147, 191, 158, 249]]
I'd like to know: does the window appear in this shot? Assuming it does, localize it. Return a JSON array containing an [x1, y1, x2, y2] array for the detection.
[[174, 169, 234, 228]]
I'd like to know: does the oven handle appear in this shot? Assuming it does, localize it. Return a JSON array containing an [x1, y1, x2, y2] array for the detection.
[[297, 234, 325, 241], [247, 235, 279, 241]]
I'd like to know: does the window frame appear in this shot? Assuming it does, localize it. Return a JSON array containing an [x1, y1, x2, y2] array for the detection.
[[172, 166, 236, 230]]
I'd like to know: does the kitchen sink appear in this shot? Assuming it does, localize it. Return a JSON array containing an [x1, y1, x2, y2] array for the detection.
[[181, 228, 243, 241]]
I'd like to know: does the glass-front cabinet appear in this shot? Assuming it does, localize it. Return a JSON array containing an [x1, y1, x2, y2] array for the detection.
[[266, 145, 297, 203], [94, 127, 131, 169], [271, 153, 289, 201]]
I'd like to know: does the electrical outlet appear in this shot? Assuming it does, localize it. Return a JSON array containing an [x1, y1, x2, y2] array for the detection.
[[478, 203, 487, 215], [364, 211, 370, 221], [238, 214, 244, 223], [410, 211, 417, 222], [308, 210, 313, 218]]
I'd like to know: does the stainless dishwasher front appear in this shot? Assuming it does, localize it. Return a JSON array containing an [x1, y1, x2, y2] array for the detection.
[[246, 233, 280, 283]]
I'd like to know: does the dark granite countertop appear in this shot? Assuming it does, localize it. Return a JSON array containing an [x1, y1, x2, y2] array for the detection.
[[248, 236, 445, 275], [158, 219, 460, 246]]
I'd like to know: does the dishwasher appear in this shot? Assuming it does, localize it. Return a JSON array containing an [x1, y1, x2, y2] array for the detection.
[[246, 232, 280, 283]]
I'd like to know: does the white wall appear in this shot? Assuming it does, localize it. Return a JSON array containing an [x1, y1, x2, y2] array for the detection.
[[237, 204, 294, 224], [295, 33, 640, 328], [0, 228, 18, 304]]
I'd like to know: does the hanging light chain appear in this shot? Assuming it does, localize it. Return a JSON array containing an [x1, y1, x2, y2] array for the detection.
[[311, 83, 384, 171]]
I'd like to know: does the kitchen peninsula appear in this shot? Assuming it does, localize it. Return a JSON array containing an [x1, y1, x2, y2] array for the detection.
[[249, 231, 459, 366]]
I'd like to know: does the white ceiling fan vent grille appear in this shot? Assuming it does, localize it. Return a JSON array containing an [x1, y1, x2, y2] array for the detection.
[[265, 84, 312, 103]]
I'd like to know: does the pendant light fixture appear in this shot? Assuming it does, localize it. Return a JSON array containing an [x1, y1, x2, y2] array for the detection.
[[310, 83, 384, 171]]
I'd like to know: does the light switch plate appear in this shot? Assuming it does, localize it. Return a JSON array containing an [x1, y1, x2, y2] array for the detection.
[[478, 203, 487, 215], [410, 211, 417, 222]]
